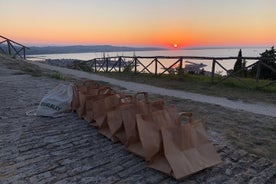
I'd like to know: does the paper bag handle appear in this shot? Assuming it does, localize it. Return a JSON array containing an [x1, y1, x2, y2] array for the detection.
[[98, 86, 113, 95], [119, 95, 133, 105], [74, 80, 98, 90], [83, 80, 95, 85], [134, 92, 148, 103], [178, 112, 193, 124]]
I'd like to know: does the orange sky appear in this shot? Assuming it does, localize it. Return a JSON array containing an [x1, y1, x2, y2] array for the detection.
[[0, 0, 275, 48]]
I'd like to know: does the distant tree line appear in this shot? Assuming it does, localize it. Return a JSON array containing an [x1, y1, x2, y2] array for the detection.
[[232, 46, 276, 80]]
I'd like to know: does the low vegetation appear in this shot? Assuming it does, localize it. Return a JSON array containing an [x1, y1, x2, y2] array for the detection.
[[233, 46, 276, 80], [99, 72, 276, 104], [50, 72, 69, 81]]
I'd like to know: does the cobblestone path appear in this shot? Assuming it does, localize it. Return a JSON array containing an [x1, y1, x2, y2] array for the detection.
[[0, 65, 275, 184]]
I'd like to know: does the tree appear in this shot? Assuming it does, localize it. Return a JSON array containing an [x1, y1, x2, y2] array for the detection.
[[233, 49, 243, 72], [233, 49, 247, 77], [250, 46, 276, 80]]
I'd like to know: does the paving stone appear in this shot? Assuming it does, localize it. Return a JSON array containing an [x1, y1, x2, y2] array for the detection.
[[118, 163, 147, 178], [248, 163, 276, 184], [79, 176, 120, 184], [29, 171, 52, 183], [130, 168, 169, 184], [115, 174, 146, 184], [205, 174, 228, 183], [161, 178, 190, 184], [250, 158, 273, 172], [225, 168, 232, 176], [100, 165, 125, 177], [230, 149, 248, 162]]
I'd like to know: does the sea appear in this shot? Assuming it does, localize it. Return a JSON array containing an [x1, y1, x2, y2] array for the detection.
[[27, 47, 269, 75]]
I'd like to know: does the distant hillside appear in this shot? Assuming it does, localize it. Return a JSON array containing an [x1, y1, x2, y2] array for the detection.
[[27, 45, 166, 55]]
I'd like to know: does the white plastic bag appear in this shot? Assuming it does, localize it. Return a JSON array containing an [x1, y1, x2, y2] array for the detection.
[[36, 83, 73, 117]]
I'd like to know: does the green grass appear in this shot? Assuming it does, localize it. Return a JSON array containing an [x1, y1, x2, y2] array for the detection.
[[21, 67, 43, 77], [212, 76, 276, 92], [98, 72, 276, 104], [70, 61, 94, 72], [50, 72, 68, 81], [263, 125, 276, 132]]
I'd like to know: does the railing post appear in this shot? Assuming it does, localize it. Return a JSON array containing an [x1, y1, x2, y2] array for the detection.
[[211, 59, 216, 83], [178, 58, 183, 79], [7, 40, 12, 55], [106, 58, 109, 72], [255, 60, 262, 89], [154, 58, 158, 75], [23, 47, 26, 59], [94, 59, 97, 72], [134, 57, 137, 74], [118, 56, 122, 73]]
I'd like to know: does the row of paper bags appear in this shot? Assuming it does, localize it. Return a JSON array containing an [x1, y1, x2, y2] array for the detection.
[[71, 80, 221, 180]]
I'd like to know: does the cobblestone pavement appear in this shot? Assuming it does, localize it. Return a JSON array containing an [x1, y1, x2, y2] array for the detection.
[[0, 65, 275, 184]]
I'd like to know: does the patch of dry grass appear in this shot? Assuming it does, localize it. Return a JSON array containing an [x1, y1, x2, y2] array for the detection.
[[161, 95, 276, 161]]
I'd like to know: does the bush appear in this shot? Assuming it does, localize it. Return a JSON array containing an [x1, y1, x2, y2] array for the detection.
[[249, 46, 276, 80]]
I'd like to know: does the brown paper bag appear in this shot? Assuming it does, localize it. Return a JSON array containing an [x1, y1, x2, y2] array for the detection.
[[83, 87, 113, 124], [71, 80, 98, 111], [94, 93, 121, 127], [106, 93, 156, 144], [124, 92, 164, 143], [134, 107, 179, 161], [122, 92, 165, 158], [106, 95, 133, 143], [96, 93, 122, 140], [151, 114, 221, 180], [76, 82, 101, 117], [100, 108, 121, 142], [146, 112, 192, 177]]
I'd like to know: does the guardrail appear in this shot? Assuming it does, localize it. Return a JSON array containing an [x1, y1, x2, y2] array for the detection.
[[0, 35, 29, 59]]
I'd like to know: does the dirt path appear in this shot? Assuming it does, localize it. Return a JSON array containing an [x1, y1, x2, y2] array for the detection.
[[30, 61, 276, 118]]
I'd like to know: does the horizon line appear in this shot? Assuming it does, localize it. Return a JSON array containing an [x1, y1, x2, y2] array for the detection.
[[27, 44, 273, 49]]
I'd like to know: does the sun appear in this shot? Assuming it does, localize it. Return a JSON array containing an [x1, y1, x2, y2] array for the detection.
[[173, 43, 178, 48]]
